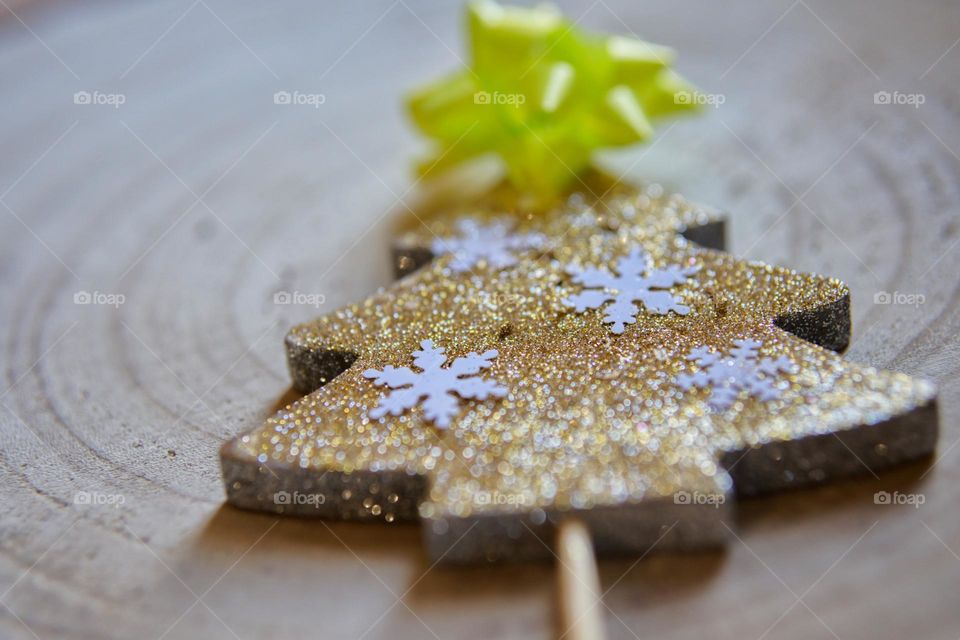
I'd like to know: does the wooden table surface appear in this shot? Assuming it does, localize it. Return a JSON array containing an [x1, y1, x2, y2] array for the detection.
[[1, 1, 958, 638]]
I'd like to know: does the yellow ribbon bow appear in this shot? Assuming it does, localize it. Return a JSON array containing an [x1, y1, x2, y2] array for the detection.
[[407, 1, 700, 198]]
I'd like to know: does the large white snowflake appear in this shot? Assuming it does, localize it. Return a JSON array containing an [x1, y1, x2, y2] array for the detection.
[[431, 219, 546, 273], [676, 339, 796, 411], [563, 248, 698, 334], [362, 340, 507, 428]]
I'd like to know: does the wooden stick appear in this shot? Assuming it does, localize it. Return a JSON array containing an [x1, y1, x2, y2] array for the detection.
[[556, 519, 607, 640]]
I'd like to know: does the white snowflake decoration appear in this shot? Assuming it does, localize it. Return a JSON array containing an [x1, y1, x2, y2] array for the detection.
[[676, 339, 796, 411], [563, 248, 698, 334], [431, 219, 546, 273], [362, 340, 507, 428]]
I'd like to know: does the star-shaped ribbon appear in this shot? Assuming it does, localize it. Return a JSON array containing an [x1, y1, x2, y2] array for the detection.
[[407, 0, 700, 197]]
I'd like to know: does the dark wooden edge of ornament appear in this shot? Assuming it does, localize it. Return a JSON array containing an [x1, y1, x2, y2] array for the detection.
[[422, 497, 732, 564], [393, 244, 435, 280], [774, 294, 851, 354], [721, 396, 939, 498], [680, 218, 726, 252], [285, 337, 357, 395], [220, 448, 427, 521], [219, 441, 733, 564]]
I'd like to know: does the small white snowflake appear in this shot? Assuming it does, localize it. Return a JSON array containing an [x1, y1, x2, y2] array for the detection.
[[431, 219, 546, 273], [563, 248, 698, 334], [363, 340, 507, 428], [676, 339, 796, 411]]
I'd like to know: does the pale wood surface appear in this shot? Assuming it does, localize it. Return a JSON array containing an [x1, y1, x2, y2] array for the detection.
[[1, 1, 959, 639]]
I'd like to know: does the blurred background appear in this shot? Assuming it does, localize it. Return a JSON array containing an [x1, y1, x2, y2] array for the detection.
[[0, 1, 958, 639]]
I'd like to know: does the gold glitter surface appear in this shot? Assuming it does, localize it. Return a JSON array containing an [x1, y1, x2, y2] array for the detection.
[[221, 174, 937, 562]]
